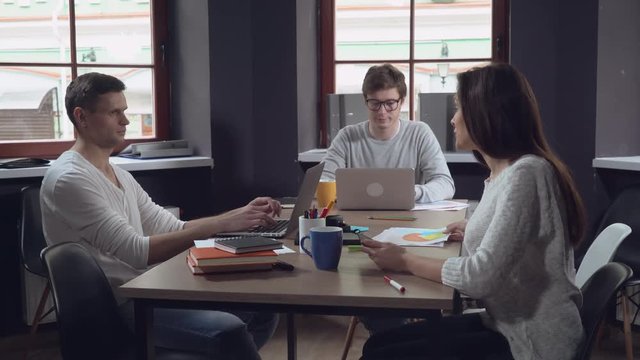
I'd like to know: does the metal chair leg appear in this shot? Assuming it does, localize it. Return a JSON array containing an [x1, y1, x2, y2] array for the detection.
[[341, 316, 359, 360], [30, 284, 50, 334], [621, 289, 634, 360], [23, 284, 51, 360]]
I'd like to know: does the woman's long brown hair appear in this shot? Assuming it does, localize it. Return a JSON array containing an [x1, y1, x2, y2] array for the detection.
[[456, 63, 586, 247]]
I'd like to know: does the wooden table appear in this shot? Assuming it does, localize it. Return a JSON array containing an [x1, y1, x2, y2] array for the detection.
[[119, 208, 465, 359]]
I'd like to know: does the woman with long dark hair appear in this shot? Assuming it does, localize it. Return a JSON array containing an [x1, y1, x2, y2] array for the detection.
[[360, 63, 586, 360]]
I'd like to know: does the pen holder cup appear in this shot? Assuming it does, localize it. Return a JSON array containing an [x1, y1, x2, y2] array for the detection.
[[300, 226, 343, 270], [298, 216, 326, 254]]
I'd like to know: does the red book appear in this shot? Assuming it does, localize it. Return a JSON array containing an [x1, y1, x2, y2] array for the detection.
[[188, 246, 277, 267], [186, 255, 272, 275]]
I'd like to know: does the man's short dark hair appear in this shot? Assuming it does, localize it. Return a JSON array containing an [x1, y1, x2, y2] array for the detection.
[[361, 64, 407, 99], [65, 72, 126, 127]]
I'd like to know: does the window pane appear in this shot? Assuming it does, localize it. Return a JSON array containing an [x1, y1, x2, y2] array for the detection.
[[0, 66, 70, 142], [414, 0, 492, 60], [414, 61, 487, 94], [0, 2, 71, 63], [75, 1, 152, 65], [335, 0, 410, 61], [78, 67, 154, 138], [415, 61, 487, 151], [336, 63, 410, 121]]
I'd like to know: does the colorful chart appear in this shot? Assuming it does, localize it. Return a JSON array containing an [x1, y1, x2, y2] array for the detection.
[[402, 230, 446, 242]]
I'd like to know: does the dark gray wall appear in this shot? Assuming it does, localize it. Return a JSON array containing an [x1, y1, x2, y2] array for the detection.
[[169, 0, 212, 157], [595, 0, 640, 157], [208, 0, 302, 212], [297, 0, 319, 152], [511, 0, 599, 237]]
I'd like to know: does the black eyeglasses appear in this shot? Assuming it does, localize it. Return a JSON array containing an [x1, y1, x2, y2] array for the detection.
[[365, 99, 401, 112]]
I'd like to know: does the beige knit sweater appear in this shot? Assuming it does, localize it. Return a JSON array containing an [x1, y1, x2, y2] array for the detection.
[[442, 155, 583, 360]]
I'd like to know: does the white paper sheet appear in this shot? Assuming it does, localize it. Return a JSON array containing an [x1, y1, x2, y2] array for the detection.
[[412, 200, 469, 211]]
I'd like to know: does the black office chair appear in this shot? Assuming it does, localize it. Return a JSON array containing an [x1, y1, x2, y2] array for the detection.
[[19, 186, 54, 336], [41, 242, 208, 360], [593, 185, 640, 358], [576, 262, 633, 360]]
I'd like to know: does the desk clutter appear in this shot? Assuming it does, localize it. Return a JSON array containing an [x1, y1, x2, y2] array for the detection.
[[296, 214, 364, 247], [187, 236, 293, 274], [303, 199, 335, 219]]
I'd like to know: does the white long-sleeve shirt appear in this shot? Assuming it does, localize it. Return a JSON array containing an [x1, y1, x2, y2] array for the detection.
[[41, 151, 185, 288], [441, 155, 583, 360], [321, 120, 455, 203]]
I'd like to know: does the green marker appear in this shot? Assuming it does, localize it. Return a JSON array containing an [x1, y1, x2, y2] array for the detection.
[[347, 245, 363, 252]]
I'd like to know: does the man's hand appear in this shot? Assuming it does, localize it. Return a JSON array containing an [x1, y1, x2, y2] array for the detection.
[[248, 196, 282, 217], [214, 197, 282, 233], [361, 238, 408, 272], [443, 219, 467, 242]]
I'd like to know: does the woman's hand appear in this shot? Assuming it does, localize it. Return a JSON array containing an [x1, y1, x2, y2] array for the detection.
[[361, 238, 409, 272], [444, 219, 467, 242]]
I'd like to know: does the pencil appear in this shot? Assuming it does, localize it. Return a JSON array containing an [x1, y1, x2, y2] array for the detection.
[[367, 215, 417, 221]]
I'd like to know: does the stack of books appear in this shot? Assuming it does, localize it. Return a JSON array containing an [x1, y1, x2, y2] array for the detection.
[[187, 237, 283, 275]]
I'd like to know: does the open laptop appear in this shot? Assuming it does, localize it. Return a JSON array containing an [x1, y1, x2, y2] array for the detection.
[[336, 168, 415, 210], [217, 162, 324, 238]]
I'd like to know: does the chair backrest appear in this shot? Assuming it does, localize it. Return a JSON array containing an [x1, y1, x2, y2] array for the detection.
[[576, 262, 633, 360], [41, 242, 133, 360], [575, 223, 632, 288], [597, 186, 640, 275], [20, 185, 48, 277]]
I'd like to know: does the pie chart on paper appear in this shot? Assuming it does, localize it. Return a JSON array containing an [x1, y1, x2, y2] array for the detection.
[[402, 230, 446, 242]]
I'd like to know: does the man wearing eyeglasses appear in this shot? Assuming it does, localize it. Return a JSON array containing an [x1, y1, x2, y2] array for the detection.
[[322, 63, 455, 204]]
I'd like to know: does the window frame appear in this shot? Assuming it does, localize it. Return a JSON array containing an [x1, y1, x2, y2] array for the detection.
[[0, 0, 169, 158], [319, 0, 510, 147]]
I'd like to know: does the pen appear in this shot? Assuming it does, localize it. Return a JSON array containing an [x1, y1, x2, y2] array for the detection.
[[384, 275, 406, 293], [320, 200, 335, 218], [368, 216, 417, 221]]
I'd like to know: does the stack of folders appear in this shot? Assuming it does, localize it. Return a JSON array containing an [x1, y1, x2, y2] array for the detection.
[[187, 246, 278, 275]]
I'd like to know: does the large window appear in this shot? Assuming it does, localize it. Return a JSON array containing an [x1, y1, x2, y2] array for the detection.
[[0, 0, 168, 158], [320, 0, 509, 147]]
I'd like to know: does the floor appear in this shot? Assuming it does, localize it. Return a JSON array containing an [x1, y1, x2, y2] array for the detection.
[[1, 315, 638, 359]]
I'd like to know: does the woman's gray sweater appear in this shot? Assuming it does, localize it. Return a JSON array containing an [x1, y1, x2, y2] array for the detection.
[[441, 155, 584, 360]]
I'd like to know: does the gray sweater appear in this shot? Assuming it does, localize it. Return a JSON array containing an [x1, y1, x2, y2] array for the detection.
[[322, 120, 455, 203], [441, 155, 583, 360]]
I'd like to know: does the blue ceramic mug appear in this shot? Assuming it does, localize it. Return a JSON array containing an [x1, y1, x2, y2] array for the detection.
[[300, 226, 343, 270]]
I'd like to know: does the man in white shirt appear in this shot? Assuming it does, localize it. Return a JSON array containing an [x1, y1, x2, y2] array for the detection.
[[41, 72, 279, 359], [322, 63, 455, 203]]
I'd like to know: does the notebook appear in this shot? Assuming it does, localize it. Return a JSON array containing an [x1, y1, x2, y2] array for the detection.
[[186, 256, 273, 275], [336, 168, 415, 210], [217, 162, 324, 238], [214, 236, 283, 254], [188, 247, 277, 267]]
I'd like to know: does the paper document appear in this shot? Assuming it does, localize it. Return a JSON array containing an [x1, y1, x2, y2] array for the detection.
[[373, 227, 448, 247], [412, 200, 469, 211], [194, 239, 217, 248], [273, 246, 295, 255]]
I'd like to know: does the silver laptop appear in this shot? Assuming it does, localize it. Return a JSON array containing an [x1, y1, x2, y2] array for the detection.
[[217, 162, 324, 238], [336, 168, 415, 210]]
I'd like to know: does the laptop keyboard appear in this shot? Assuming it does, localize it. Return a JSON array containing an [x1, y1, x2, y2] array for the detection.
[[249, 219, 289, 235]]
